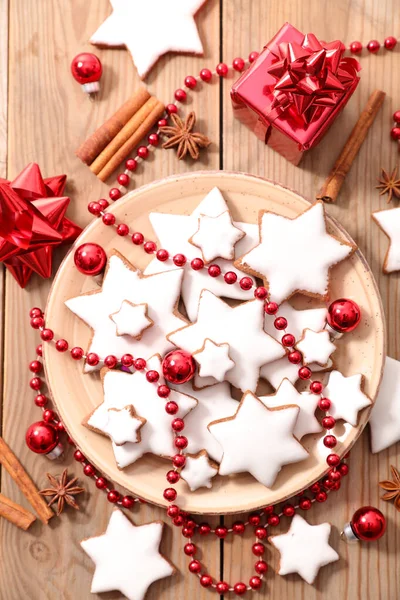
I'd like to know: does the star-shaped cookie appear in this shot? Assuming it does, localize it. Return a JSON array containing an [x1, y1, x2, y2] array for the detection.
[[208, 392, 308, 488], [66, 252, 185, 371], [269, 514, 339, 585], [145, 187, 259, 321], [193, 339, 234, 383], [90, 0, 207, 79], [189, 211, 245, 263], [181, 451, 218, 491], [168, 291, 285, 393], [110, 301, 153, 339], [81, 510, 175, 600], [372, 207, 400, 273], [235, 201, 355, 304], [295, 329, 336, 367], [324, 370, 371, 426], [370, 356, 400, 453], [102, 406, 145, 445]]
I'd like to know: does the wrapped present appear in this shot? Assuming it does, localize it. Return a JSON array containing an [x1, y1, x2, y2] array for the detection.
[[231, 23, 361, 165]]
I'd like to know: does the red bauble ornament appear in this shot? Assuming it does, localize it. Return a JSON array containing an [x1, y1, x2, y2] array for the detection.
[[25, 421, 63, 459], [162, 350, 196, 384], [342, 506, 386, 542], [327, 298, 361, 333], [71, 53, 102, 94], [74, 243, 107, 276]]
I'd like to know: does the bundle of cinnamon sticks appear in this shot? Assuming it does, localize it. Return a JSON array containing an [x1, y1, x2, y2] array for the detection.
[[76, 87, 165, 182]]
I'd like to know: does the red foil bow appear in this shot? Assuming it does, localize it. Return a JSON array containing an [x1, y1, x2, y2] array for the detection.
[[0, 163, 82, 288]]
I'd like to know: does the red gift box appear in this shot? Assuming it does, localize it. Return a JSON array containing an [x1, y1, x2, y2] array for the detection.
[[231, 23, 361, 164]]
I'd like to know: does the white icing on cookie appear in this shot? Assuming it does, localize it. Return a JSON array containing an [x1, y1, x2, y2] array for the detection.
[[259, 379, 322, 440], [81, 509, 174, 600], [324, 370, 371, 427], [372, 207, 400, 272], [208, 392, 308, 488], [295, 329, 336, 367], [144, 187, 259, 321], [66, 253, 185, 372], [87, 356, 197, 468], [193, 339, 234, 383], [90, 0, 207, 79], [269, 514, 339, 585], [101, 406, 145, 446], [370, 356, 400, 453], [181, 451, 218, 491], [168, 291, 285, 393], [235, 201, 354, 303], [189, 211, 245, 263], [110, 301, 153, 339]]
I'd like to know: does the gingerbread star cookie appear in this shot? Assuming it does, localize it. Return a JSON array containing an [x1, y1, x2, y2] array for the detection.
[[269, 515, 339, 585], [324, 370, 371, 426], [181, 451, 218, 491], [90, 0, 207, 79], [81, 509, 175, 600], [295, 329, 336, 367], [168, 291, 285, 393], [208, 392, 308, 488], [235, 201, 355, 304], [372, 207, 400, 273], [110, 301, 153, 339], [193, 339, 234, 383], [145, 187, 259, 321], [66, 252, 185, 371], [102, 406, 145, 446], [370, 356, 400, 453], [189, 211, 245, 263]]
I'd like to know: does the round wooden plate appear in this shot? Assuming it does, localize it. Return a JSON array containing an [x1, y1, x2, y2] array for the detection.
[[45, 171, 385, 515]]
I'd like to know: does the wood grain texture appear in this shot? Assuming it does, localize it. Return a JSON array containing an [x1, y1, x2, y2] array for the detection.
[[1, 0, 399, 598]]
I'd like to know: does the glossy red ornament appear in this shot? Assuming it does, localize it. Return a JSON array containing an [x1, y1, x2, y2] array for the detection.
[[349, 41, 363, 54], [327, 298, 361, 333], [367, 39, 380, 53], [74, 243, 107, 276], [200, 68, 212, 82], [342, 506, 386, 542], [117, 173, 129, 187], [233, 582, 247, 596], [71, 53, 102, 94], [384, 36, 397, 50], [391, 127, 400, 141], [216, 581, 230, 594], [191, 258, 204, 270], [162, 350, 196, 384], [393, 110, 400, 124], [25, 421, 63, 458]]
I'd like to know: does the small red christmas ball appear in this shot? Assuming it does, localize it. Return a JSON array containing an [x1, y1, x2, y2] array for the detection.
[[122, 495, 135, 508], [165, 400, 179, 415], [233, 57, 245, 72], [146, 369, 160, 383], [102, 212, 116, 226], [393, 110, 400, 124], [274, 316, 287, 330], [327, 298, 361, 333], [310, 381, 323, 394], [249, 576, 262, 590], [255, 526, 267, 539], [41, 328, 54, 342], [109, 188, 121, 201], [328, 469, 341, 482], [233, 582, 247, 596], [318, 397, 331, 411], [184, 542, 197, 556], [299, 497, 312, 510], [56, 339, 68, 352], [158, 119, 168, 128], [43, 409, 56, 423], [252, 542, 265, 556], [384, 36, 397, 50], [239, 276, 253, 290], [173, 515, 184, 527], [117, 173, 129, 187], [349, 41, 362, 54], [74, 243, 107, 276], [191, 258, 204, 270], [200, 68, 212, 82], [254, 286, 268, 300], [162, 350, 196, 384], [298, 366, 312, 380], [36, 344, 43, 356], [144, 241, 156, 254], [30, 316, 44, 329], [74, 449, 85, 462], [324, 435, 337, 448], [98, 199, 109, 210], [107, 490, 120, 503], [86, 352, 100, 366], [166, 103, 178, 115], [105, 355, 117, 369], [174, 88, 187, 102], [339, 463, 349, 476], [200, 575, 213, 588], [71, 346, 84, 360], [83, 463, 95, 477], [216, 62, 229, 77], [26, 421, 59, 454], [157, 384, 170, 398], [248, 512, 261, 526], [167, 504, 180, 518], [267, 514, 280, 527], [315, 491, 328, 503], [156, 249, 169, 262], [232, 521, 245, 534], [350, 506, 386, 541], [29, 360, 42, 373], [167, 470, 180, 484], [327, 453, 340, 467], [216, 581, 230, 594], [282, 503, 295, 517], [282, 333, 295, 347], [34, 394, 48, 407], [171, 418, 184, 432], [173, 454, 186, 468], [117, 223, 129, 237], [184, 75, 197, 89], [215, 525, 228, 539], [173, 253, 186, 267], [391, 127, 400, 140], [121, 353, 134, 367], [30, 377, 42, 391], [367, 39, 380, 53], [125, 158, 138, 171], [71, 53, 102, 92], [188, 560, 202, 574], [88, 201, 101, 216], [137, 146, 149, 159], [30, 307, 42, 318], [132, 232, 144, 245], [248, 51, 259, 63], [163, 487, 177, 502], [96, 477, 107, 489], [134, 358, 146, 370], [322, 416, 336, 429], [224, 271, 238, 285], [199, 522, 211, 535], [255, 560, 268, 575], [208, 264, 221, 277], [288, 350, 302, 364], [148, 133, 159, 146]]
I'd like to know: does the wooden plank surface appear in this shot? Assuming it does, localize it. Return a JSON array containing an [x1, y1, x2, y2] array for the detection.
[[0, 0, 399, 598]]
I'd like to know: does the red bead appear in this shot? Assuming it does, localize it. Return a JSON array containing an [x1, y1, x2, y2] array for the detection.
[[30, 377, 42, 391], [29, 360, 42, 373], [125, 158, 138, 171], [156, 249, 169, 262], [328, 469, 341, 482], [255, 560, 268, 575], [57, 421, 65, 433], [96, 477, 107, 489], [339, 463, 349, 476], [102, 213, 116, 226], [315, 491, 328, 503], [200, 575, 213, 588], [174, 88, 187, 102], [184, 543, 197, 556], [215, 525, 228, 539], [233, 57, 245, 72], [318, 397, 331, 411], [166, 103, 178, 115], [55, 339, 68, 352], [165, 400, 179, 414], [120, 354, 133, 368], [157, 384, 170, 398], [274, 316, 287, 330], [224, 271, 238, 285], [391, 127, 400, 141], [350, 506, 386, 541], [239, 276, 253, 290], [384, 36, 397, 50], [393, 110, 400, 124], [74, 449, 85, 462], [132, 232, 144, 245], [299, 497, 312, 510], [310, 381, 323, 394], [162, 350, 196, 385], [309, 482, 320, 494], [146, 370, 160, 383], [83, 464, 95, 476], [208, 264, 221, 277], [189, 560, 201, 574], [71, 52, 102, 85], [184, 75, 197, 89], [86, 352, 99, 366], [148, 133, 159, 146], [249, 576, 262, 590], [30, 316, 44, 329], [174, 436, 188, 449], [158, 118, 168, 128], [104, 355, 117, 369], [349, 41, 362, 54], [34, 394, 47, 407], [298, 366, 312, 380], [264, 505, 273, 516], [167, 504, 180, 518], [255, 526, 267, 539], [254, 286, 268, 300], [282, 503, 295, 517], [248, 51, 259, 63], [171, 418, 184, 432], [200, 68, 212, 82], [137, 146, 149, 159], [216, 62, 228, 77], [167, 470, 180, 484], [30, 307, 42, 318], [143, 241, 156, 254], [234, 583, 247, 596], [109, 188, 121, 201], [232, 521, 245, 534], [173, 515, 184, 527], [322, 477, 334, 490], [88, 201, 101, 216], [198, 522, 211, 535], [327, 298, 361, 333], [36, 344, 43, 356], [107, 490, 120, 503], [25, 421, 59, 454], [252, 542, 265, 556], [173, 454, 186, 468], [288, 350, 302, 364], [367, 39, 380, 53], [116, 223, 129, 237], [163, 488, 177, 502], [43, 409, 56, 423], [248, 513, 261, 526], [282, 333, 295, 347], [327, 453, 340, 467], [98, 199, 109, 210], [41, 328, 54, 342], [267, 514, 280, 527], [324, 435, 337, 448], [217, 582, 230, 594], [134, 358, 146, 370], [191, 258, 204, 270], [322, 416, 336, 429], [71, 347, 84, 360], [121, 495, 135, 508], [173, 253, 186, 267], [117, 173, 129, 187], [264, 301, 278, 315]]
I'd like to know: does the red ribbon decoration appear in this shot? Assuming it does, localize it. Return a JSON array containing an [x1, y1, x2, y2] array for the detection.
[[0, 163, 82, 288]]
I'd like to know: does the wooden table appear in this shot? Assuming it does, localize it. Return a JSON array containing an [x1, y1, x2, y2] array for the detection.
[[1, 1, 399, 598]]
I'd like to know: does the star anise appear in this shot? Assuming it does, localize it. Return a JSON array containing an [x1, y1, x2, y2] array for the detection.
[[379, 465, 400, 511], [376, 167, 400, 203], [160, 111, 211, 160], [39, 469, 84, 516]]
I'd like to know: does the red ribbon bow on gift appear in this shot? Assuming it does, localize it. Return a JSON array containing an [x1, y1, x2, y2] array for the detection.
[[266, 33, 359, 124], [0, 163, 82, 288]]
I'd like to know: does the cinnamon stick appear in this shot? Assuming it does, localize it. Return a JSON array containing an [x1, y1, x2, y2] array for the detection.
[[317, 89, 386, 203], [0, 438, 54, 523], [90, 96, 165, 180], [0, 493, 36, 530], [76, 87, 151, 165]]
